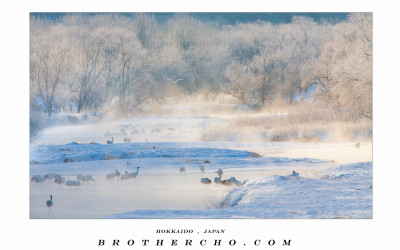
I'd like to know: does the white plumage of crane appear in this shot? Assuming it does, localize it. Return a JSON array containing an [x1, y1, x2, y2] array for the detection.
[[65, 180, 81, 188], [199, 165, 205, 173], [215, 169, 223, 178], [121, 167, 141, 181], [222, 177, 237, 186], [234, 179, 248, 187], [106, 169, 120, 180], [44, 173, 61, 180], [167, 78, 183, 84], [54, 176, 65, 185], [214, 177, 222, 184], [201, 178, 212, 185], [78, 174, 95, 183], [234, 180, 243, 187], [221, 180, 232, 186], [46, 195, 53, 209], [31, 175, 46, 183], [129, 167, 140, 179], [120, 171, 130, 181]]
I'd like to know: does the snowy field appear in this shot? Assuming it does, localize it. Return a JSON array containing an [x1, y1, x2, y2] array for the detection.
[[30, 116, 372, 219]]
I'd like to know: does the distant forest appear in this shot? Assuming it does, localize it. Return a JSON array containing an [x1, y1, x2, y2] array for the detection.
[[30, 13, 371, 121]]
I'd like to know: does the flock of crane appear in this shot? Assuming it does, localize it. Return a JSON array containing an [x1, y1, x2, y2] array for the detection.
[[33, 161, 252, 210], [31, 166, 141, 189], [40, 169, 300, 210], [177, 165, 247, 187], [200, 168, 247, 187], [31, 173, 95, 188], [106, 166, 141, 181], [32, 165, 246, 188]]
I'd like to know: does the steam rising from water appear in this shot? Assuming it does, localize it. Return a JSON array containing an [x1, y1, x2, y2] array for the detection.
[[30, 99, 372, 219]]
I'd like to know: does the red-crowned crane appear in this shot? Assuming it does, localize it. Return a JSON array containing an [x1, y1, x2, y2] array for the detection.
[[46, 195, 53, 208]]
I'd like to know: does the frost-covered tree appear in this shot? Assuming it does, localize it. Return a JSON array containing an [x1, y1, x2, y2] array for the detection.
[[250, 55, 278, 105], [224, 61, 253, 104], [30, 25, 69, 116], [133, 13, 158, 49], [29, 13, 371, 121], [71, 33, 105, 113], [285, 16, 321, 102], [314, 13, 372, 120]]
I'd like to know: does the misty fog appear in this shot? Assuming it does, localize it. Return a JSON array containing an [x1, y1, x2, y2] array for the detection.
[[30, 13, 372, 143]]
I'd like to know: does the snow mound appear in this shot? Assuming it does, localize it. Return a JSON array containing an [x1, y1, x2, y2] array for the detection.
[[319, 162, 372, 180]]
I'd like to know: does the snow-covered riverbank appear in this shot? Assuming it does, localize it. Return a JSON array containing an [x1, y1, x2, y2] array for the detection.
[[30, 140, 371, 219]]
